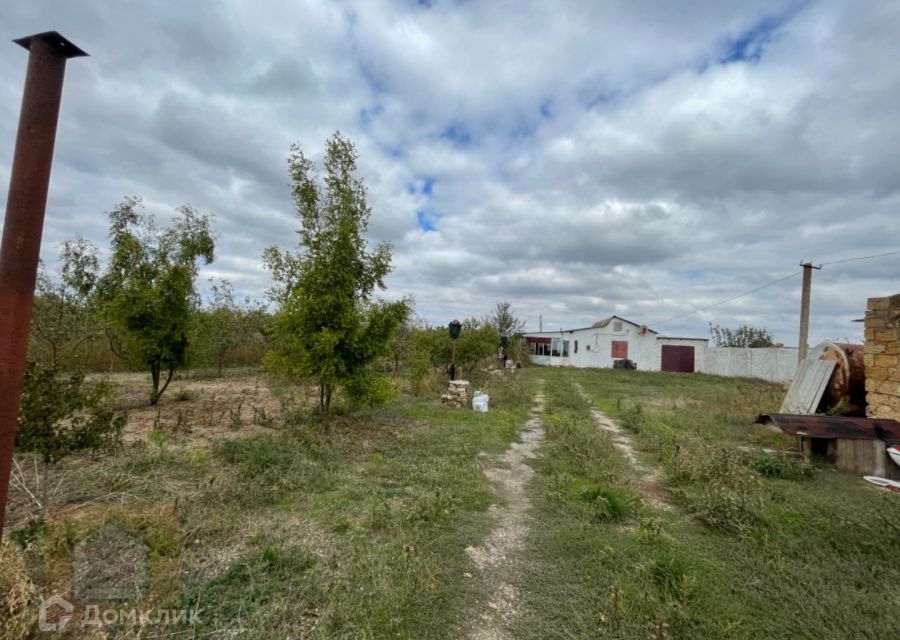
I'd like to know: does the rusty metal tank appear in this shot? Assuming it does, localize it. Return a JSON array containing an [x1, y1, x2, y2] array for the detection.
[[808, 342, 866, 414]]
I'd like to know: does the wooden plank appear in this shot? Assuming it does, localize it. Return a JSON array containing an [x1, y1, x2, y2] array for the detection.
[[780, 359, 836, 414], [835, 438, 900, 478]]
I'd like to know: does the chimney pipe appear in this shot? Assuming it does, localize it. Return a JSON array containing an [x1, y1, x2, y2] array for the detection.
[[0, 32, 87, 537]]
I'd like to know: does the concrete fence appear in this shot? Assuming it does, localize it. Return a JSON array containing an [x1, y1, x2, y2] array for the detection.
[[697, 347, 798, 382]]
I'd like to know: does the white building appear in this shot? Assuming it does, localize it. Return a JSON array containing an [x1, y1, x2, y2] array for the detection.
[[524, 315, 798, 381], [524, 316, 708, 372]]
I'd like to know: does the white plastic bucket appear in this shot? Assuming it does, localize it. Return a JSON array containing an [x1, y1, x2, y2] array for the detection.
[[472, 393, 490, 412]]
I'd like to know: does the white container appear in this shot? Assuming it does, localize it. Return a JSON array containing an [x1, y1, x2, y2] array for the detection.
[[472, 393, 490, 412]]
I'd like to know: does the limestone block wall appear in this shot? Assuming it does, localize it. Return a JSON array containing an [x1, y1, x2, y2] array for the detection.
[[864, 294, 900, 419]]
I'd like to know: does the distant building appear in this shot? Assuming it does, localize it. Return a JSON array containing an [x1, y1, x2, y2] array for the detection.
[[523, 315, 708, 373]]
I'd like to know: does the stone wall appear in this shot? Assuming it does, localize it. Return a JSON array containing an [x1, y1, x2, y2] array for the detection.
[[864, 294, 900, 419]]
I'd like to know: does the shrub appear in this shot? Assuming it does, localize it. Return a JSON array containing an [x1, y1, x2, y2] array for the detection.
[[343, 373, 398, 410], [744, 452, 814, 480], [16, 361, 124, 464]]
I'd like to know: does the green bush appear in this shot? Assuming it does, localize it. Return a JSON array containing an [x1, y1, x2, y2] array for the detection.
[[744, 451, 814, 480], [16, 361, 124, 464], [343, 373, 399, 409]]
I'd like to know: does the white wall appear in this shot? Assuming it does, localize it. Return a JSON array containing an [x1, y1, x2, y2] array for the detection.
[[527, 331, 797, 382], [698, 347, 797, 382], [526, 322, 659, 370]]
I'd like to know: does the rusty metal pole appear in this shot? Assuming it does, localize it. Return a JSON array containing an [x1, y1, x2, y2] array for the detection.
[[797, 261, 822, 365], [0, 32, 87, 537]]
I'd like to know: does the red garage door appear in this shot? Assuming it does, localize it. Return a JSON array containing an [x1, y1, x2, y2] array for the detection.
[[661, 345, 695, 373]]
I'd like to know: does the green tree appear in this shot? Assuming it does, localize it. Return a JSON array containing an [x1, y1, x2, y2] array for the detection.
[[97, 197, 215, 405], [488, 301, 526, 338], [710, 324, 775, 348], [263, 133, 410, 414], [195, 278, 268, 374], [410, 318, 498, 378], [30, 239, 102, 369]]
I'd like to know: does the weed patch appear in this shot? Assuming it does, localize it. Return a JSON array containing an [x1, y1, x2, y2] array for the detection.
[[516, 368, 900, 639]]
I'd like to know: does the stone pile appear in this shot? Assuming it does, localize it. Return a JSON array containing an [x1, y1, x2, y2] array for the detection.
[[441, 380, 470, 409]]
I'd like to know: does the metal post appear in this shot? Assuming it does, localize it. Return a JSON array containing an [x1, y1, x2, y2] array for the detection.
[[797, 261, 821, 365], [0, 32, 87, 537], [450, 341, 457, 381]]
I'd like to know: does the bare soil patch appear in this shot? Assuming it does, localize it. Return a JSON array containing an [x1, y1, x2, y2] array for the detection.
[[97, 371, 296, 444]]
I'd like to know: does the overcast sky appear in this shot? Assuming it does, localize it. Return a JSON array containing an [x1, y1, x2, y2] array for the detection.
[[2, 0, 898, 345]]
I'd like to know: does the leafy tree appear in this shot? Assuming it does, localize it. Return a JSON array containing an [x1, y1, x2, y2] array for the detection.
[[195, 278, 268, 374], [30, 239, 102, 369], [710, 324, 775, 348], [457, 318, 500, 375], [97, 197, 215, 404], [488, 301, 526, 337], [263, 133, 410, 414], [410, 318, 498, 378]]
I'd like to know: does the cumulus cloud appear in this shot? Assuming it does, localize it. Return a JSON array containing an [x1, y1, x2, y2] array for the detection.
[[1, 0, 898, 346]]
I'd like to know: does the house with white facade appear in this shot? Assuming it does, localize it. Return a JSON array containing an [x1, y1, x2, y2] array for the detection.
[[524, 316, 708, 372], [524, 315, 798, 381]]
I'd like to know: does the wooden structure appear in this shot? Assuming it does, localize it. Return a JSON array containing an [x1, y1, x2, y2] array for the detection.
[[756, 414, 900, 480], [798, 436, 900, 480]]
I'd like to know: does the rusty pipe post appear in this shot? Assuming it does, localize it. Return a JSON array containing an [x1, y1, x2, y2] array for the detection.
[[0, 32, 87, 537]]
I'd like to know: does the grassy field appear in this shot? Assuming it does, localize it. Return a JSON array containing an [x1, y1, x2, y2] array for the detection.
[[3, 370, 537, 638], [515, 367, 900, 639], [3, 366, 900, 638]]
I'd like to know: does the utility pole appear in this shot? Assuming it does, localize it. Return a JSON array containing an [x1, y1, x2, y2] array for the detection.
[[539, 314, 543, 332], [797, 261, 822, 364], [0, 32, 87, 537]]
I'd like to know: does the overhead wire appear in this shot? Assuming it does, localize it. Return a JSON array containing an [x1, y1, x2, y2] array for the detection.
[[820, 249, 900, 266], [653, 271, 802, 326], [652, 248, 899, 326]]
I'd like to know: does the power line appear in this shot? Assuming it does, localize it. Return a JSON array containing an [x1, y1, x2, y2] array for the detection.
[[820, 249, 900, 266], [651, 248, 898, 327], [653, 271, 802, 326]]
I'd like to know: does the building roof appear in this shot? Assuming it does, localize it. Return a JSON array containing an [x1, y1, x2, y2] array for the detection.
[[524, 315, 659, 336], [755, 414, 900, 444], [589, 315, 657, 332]]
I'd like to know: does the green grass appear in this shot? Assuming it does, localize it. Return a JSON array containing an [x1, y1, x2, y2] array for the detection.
[[8, 367, 900, 638], [515, 367, 900, 639], [8, 372, 537, 639]]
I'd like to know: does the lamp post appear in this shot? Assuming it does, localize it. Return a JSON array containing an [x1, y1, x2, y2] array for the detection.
[[448, 319, 461, 380]]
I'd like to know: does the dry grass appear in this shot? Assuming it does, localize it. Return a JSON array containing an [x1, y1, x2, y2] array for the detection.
[[91, 371, 297, 445], [4, 369, 540, 639], [0, 543, 38, 640]]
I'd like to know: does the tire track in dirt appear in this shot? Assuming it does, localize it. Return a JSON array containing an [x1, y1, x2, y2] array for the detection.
[[465, 381, 545, 640], [572, 381, 672, 511]]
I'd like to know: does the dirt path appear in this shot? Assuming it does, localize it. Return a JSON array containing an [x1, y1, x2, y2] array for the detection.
[[573, 382, 671, 510], [465, 382, 545, 640]]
